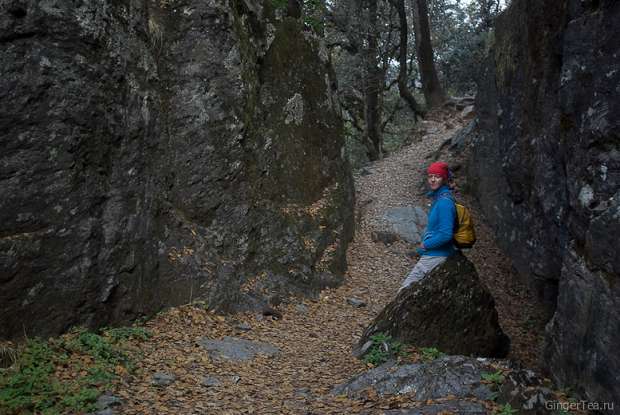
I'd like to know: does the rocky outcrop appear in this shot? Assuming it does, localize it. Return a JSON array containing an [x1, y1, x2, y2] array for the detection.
[[0, 0, 354, 339], [333, 356, 554, 414], [357, 254, 510, 358], [332, 356, 496, 401], [469, 0, 619, 404]]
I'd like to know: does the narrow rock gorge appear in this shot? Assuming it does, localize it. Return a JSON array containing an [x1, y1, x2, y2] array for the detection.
[[469, 0, 619, 404], [1, 0, 619, 410], [0, 0, 354, 339]]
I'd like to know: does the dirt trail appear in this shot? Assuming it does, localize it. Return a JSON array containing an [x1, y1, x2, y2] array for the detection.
[[115, 110, 547, 414]]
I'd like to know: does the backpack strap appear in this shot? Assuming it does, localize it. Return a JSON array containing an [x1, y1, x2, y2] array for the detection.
[[436, 192, 456, 204], [436, 192, 459, 234]]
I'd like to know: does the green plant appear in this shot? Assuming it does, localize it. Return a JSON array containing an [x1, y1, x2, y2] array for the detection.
[[0, 325, 148, 414], [0, 339, 62, 413], [66, 329, 124, 364], [363, 333, 405, 366], [496, 403, 518, 415], [482, 370, 505, 386], [420, 347, 445, 361], [104, 326, 152, 342]]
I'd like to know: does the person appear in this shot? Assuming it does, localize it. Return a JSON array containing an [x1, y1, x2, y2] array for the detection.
[[400, 161, 457, 290]]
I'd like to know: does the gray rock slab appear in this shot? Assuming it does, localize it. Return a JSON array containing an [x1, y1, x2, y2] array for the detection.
[[197, 336, 280, 362], [96, 394, 122, 410], [371, 231, 400, 245], [376, 400, 489, 414], [347, 298, 366, 308], [332, 356, 495, 401], [450, 119, 476, 151], [382, 206, 427, 244], [202, 375, 222, 387], [234, 322, 252, 331], [152, 372, 176, 386], [295, 303, 309, 314], [294, 387, 312, 398]]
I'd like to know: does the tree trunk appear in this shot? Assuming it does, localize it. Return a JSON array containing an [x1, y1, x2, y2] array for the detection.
[[394, 0, 424, 118], [412, 0, 446, 108], [478, 0, 496, 31], [364, 0, 383, 160], [287, 0, 302, 19]]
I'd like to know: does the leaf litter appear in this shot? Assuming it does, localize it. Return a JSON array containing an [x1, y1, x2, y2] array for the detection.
[[104, 108, 549, 414]]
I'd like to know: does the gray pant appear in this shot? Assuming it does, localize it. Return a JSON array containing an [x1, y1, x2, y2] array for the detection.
[[400, 255, 447, 290]]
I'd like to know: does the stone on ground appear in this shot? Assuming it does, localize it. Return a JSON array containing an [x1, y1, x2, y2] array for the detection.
[[152, 372, 176, 387], [381, 206, 427, 244], [357, 253, 510, 358], [197, 336, 280, 362], [202, 375, 222, 387], [347, 298, 367, 308]]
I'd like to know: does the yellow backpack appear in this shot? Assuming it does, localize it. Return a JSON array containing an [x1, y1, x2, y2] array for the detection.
[[439, 193, 476, 248], [453, 202, 476, 248]]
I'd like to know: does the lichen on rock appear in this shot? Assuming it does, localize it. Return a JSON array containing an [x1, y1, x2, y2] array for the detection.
[[284, 93, 304, 125]]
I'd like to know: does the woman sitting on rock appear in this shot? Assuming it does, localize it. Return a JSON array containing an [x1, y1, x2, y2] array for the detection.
[[400, 161, 456, 290]]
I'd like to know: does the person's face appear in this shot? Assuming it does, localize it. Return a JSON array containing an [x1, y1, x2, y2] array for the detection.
[[427, 174, 445, 191]]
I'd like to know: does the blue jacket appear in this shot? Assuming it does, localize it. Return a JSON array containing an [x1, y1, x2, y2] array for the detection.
[[417, 185, 456, 257]]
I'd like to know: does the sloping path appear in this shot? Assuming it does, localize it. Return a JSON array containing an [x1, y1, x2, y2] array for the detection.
[[115, 109, 547, 414]]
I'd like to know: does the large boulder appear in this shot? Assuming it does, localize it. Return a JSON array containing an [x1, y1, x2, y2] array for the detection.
[[357, 254, 509, 358], [0, 1, 354, 339], [469, 0, 620, 402]]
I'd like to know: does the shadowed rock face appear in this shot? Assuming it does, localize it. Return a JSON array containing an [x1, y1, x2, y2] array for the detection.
[[0, 0, 354, 339], [469, 0, 619, 403], [357, 254, 510, 358]]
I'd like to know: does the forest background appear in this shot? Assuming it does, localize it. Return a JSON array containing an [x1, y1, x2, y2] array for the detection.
[[291, 0, 509, 166]]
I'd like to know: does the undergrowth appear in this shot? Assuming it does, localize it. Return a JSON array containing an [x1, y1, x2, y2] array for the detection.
[[419, 347, 445, 362], [0, 326, 150, 415], [363, 332, 406, 366]]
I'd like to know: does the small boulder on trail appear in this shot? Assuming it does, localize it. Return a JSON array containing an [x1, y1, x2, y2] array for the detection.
[[197, 336, 280, 362], [381, 206, 427, 245], [357, 253, 510, 358]]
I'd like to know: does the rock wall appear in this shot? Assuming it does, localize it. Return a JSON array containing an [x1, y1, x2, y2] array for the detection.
[[0, 0, 354, 339], [469, 0, 619, 404]]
